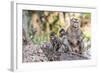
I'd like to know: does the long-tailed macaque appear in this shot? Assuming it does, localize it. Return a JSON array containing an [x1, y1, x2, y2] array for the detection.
[[67, 18, 84, 54]]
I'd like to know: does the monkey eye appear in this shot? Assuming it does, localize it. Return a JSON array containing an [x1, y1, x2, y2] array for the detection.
[[73, 21, 79, 23]]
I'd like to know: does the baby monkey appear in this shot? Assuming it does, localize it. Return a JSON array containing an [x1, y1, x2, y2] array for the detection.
[[50, 32, 62, 52], [59, 29, 72, 53]]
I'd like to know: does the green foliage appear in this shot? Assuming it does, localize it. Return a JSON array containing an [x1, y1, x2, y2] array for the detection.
[[26, 11, 91, 45], [84, 13, 91, 17], [83, 31, 91, 41], [32, 33, 49, 45]]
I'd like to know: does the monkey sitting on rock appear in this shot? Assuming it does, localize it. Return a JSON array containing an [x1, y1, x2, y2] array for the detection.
[[67, 18, 84, 54]]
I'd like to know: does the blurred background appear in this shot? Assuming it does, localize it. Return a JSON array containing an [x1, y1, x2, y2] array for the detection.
[[22, 10, 91, 45]]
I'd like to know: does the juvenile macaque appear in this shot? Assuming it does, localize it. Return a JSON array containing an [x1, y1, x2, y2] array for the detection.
[[67, 18, 84, 54], [50, 32, 61, 52], [59, 29, 72, 52]]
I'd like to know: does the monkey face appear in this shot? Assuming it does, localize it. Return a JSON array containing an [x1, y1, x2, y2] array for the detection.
[[61, 31, 64, 34], [73, 22, 80, 28], [50, 32, 56, 41], [50, 36, 55, 40], [59, 29, 66, 37], [70, 18, 80, 28]]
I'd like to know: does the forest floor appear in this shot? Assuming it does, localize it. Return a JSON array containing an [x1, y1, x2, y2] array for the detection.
[[22, 41, 89, 63]]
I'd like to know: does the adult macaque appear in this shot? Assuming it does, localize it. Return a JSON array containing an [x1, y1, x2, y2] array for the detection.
[[67, 18, 84, 54]]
